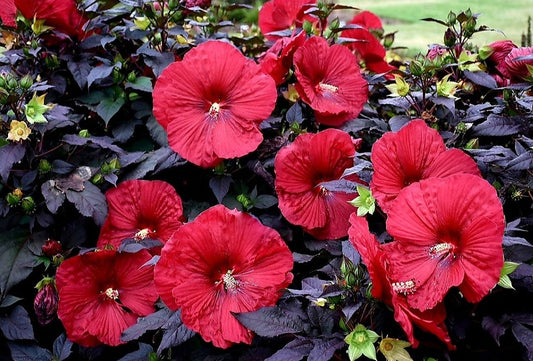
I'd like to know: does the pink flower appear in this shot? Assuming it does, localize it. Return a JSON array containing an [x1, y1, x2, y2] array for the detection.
[[370, 120, 481, 213], [293, 36, 368, 126], [275, 129, 362, 240], [258, 0, 316, 41], [56, 249, 158, 347], [348, 214, 455, 349], [386, 174, 505, 311], [152, 41, 277, 168], [154, 205, 293, 348], [97, 180, 184, 254]]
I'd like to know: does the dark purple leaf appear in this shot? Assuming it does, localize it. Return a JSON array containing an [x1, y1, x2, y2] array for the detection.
[[319, 179, 359, 193], [42, 105, 76, 129], [141, 49, 176, 77], [307, 306, 338, 335], [510, 264, 533, 289], [62, 134, 124, 153], [234, 306, 307, 337], [304, 240, 342, 255], [157, 310, 195, 354], [342, 241, 360, 264], [342, 298, 363, 321], [117, 343, 154, 361], [52, 160, 75, 175], [87, 62, 119, 88], [52, 333, 73, 361], [0, 143, 25, 181], [481, 316, 507, 345], [0, 306, 34, 340], [7, 342, 52, 361], [430, 95, 456, 113], [463, 70, 498, 89], [308, 336, 345, 361], [66, 58, 92, 89], [0, 295, 23, 308], [472, 114, 523, 136], [265, 338, 313, 361], [292, 252, 315, 264], [254, 194, 278, 209], [388, 115, 411, 132], [41, 180, 66, 214], [209, 176, 233, 203], [286, 102, 304, 124], [103, 172, 118, 186], [65, 182, 108, 226], [506, 151, 533, 170], [288, 278, 329, 298], [122, 307, 174, 342], [511, 322, 533, 360], [122, 147, 185, 180], [112, 117, 141, 143], [118, 238, 163, 253], [0, 229, 39, 300], [146, 116, 168, 146]]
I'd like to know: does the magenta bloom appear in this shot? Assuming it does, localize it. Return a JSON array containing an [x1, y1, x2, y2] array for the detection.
[[370, 120, 481, 213], [97, 180, 184, 254], [56, 250, 157, 347], [340, 11, 396, 78], [154, 205, 293, 349], [258, 0, 316, 41], [293, 36, 369, 126], [348, 214, 454, 349], [504, 46, 533, 82], [275, 129, 362, 240], [153, 41, 277, 168], [259, 30, 306, 85], [385, 174, 504, 311]]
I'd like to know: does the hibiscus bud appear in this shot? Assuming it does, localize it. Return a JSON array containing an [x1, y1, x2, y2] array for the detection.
[[303, 20, 313, 35], [444, 28, 456, 47], [20, 74, 33, 90], [409, 60, 423, 76], [78, 129, 90, 138], [127, 71, 137, 83], [21, 196, 36, 214], [38, 159, 52, 174], [329, 17, 340, 31], [465, 138, 479, 149], [6, 191, 22, 206], [447, 11, 457, 25], [383, 33, 395, 48], [34, 281, 59, 326], [0, 73, 6, 88], [42, 239, 63, 258]]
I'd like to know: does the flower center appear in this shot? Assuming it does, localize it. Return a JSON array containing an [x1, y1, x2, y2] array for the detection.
[[429, 242, 456, 260], [391, 280, 417, 295], [104, 287, 119, 300], [134, 228, 155, 240], [318, 185, 331, 197], [317, 82, 339, 93], [222, 269, 239, 291], [16, 128, 25, 136], [208, 102, 220, 118]]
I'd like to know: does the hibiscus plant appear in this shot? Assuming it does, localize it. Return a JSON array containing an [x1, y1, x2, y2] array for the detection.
[[0, 1, 532, 361]]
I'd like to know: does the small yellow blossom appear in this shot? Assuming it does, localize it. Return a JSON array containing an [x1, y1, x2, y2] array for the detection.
[[379, 338, 413, 361], [7, 120, 31, 141]]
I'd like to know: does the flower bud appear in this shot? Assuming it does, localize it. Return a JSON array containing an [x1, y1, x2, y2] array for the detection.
[[0, 74, 7, 88], [6, 191, 22, 206], [109, 158, 121, 170], [78, 129, 90, 138], [20, 74, 33, 90], [42, 239, 62, 258], [383, 33, 395, 49], [409, 60, 423, 76], [444, 28, 456, 47], [447, 11, 457, 25], [127, 71, 137, 83], [38, 159, 52, 174], [21, 196, 36, 214], [34, 282, 59, 326]]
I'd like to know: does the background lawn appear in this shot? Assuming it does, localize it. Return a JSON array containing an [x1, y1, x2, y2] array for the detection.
[[337, 0, 533, 56]]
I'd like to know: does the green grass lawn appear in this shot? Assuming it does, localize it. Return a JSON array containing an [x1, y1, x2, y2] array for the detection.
[[337, 0, 533, 56]]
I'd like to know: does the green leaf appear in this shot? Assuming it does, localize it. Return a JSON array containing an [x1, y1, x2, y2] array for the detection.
[[361, 341, 377, 360], [125, 76, 153, 92], [498, 274, 514, 290], [95, 97, 125, 125], [498, 261, 520, 289]]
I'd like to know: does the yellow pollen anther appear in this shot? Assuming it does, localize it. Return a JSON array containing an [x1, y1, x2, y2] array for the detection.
[[222, 270, 239, 291], [209, 102, 220, 118], [134, 228, 153, 240], [429, 243, 455, 259], [391, 280, 417, 295], [318, 82, 339, 93], [104, 287, 119, 300]]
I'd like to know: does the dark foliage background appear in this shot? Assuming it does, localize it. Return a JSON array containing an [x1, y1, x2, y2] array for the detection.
[[0, 1, 532, 360]]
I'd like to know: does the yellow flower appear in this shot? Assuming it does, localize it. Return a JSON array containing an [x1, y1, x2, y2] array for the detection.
[[7, 120, 31, 142], [379, 338, 413, 361]]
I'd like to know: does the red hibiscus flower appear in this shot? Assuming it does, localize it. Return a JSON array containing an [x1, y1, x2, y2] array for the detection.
[[154, 205, 293, 349], [259, 30, 306, 85], [14, 0, 89, 39], [152, 40, 277, 168], [0, 0, 16, 27], [370, 120, 481, 213], [56, 249, 157, 347], [293, 36, 368, 126], [348, 214, 455, 349], [97, 180, 185, 254], [340, 11, 396, 78], [275, 129, 362, 240], [385, 174, 504, 312], [258, 0, 316, 41], [504, 46, 533, 82]]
